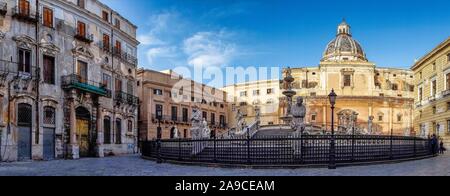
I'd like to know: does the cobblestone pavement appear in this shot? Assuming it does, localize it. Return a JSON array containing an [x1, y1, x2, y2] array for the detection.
[[0, 154, 449, 176]]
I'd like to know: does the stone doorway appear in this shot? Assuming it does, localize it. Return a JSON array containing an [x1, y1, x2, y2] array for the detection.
[[76, 107, 93, 157], [17, 103, 32, 161]]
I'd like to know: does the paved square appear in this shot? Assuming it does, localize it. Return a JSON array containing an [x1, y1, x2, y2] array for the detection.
[[0, 154, 449, 176]]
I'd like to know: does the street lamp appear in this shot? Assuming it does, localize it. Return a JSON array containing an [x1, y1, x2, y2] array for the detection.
[[328, 89, 337, 169], [156, 109, 163, 164]]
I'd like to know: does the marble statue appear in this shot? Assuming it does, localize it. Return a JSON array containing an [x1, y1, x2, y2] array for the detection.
[[368, 116, 374, 134], [235, 109, 246, 134], [173, 126, 179, 139], [190, 109, 210, 139], [291, 96, 306, 133]]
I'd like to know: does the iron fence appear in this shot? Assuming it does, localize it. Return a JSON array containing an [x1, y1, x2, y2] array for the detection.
[[142, 134, 432, 167]]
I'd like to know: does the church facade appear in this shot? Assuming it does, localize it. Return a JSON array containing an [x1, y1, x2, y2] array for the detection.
[[282, 21, 415, 135], [224, 21, 415, 135]]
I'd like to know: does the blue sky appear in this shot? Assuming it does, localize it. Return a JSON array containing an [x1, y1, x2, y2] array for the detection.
[[101, 0, 450, 83]]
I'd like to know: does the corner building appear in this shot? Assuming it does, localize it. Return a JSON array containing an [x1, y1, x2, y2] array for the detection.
[[0, 0, 139, 161]]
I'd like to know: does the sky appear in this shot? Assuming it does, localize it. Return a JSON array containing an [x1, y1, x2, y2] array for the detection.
[[100, 0, 450, 86]]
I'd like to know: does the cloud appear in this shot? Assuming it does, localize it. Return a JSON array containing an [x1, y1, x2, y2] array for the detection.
[[146, 46, 178, 65], [183, 30, 237, 67]]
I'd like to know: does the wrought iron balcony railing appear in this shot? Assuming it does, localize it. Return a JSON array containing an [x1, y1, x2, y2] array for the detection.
[[61, 74, 108, 96], [113, 48, 138, 67], [114, 91, 139, 106], [0, 2, 7, 15], [443, 89, 450, 97], [74, 31, 94, 44], [12, 6, 39, 23]]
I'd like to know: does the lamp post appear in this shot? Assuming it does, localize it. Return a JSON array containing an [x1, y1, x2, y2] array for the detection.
[[156, 109, 162, 163], [328, 89, 337, 169]]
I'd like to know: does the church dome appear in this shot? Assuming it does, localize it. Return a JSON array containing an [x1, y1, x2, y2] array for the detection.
[[322, 21, 367, 62]]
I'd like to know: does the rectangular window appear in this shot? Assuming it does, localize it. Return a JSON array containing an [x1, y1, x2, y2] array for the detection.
[[211, 113, 216, 125], [43, 7, 53, 28], [240, 91, 247, 97], [102, 11, 109, 22], [397, 115, 402, 122], [19, 0, 30, 16], [448, 120, 450, 133], [115, 119, 122, 144], [115, 78, 122, 92], [43, 55, 55, 84], [267, 88, 274, 94], [153, 89, 163, 95], [171, 106, 178, 121], [18, 49, 31, 74], [419, 87, 423, 101], [253, 90, 260, 96], [115, 18, 121, 29], [220, 115, 226, 126], [432, 80, 437, 97], [311, 114, 317, 122], [127, 120, 132, 133], [102, 34, 110, 51], [155, 104, 163, 119], [115, 40, 122, 55], [102, 74, 112, 89], [77, 0, 85, 9], [77, 21, 86, 37], [344, 75, 351, 87], [447, 53, 450, 63], [447, 73, 450, 91], [202, 112, 207, 121], [127, 81, 133, 95], [182, 108, 188, 122], [433, 106, 437, 114], [379, 115, 383, 122], [392, 83, 398, 91], [76, 60, 88, 82]]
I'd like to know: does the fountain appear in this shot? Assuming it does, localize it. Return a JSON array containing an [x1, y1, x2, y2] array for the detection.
[[280, 67, 297, 124]]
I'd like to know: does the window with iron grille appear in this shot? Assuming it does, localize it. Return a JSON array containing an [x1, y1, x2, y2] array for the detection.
[[43, 106, 55, 125], [18, 103, 32, 126]]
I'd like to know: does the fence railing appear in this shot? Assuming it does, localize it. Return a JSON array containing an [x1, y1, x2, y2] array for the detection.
[[142, 135, 433, 167]]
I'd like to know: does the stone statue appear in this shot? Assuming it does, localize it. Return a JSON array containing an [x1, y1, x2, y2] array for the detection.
[[235, 109, 246, 134], [202, 118, 210, 138], [190, 109, 204, 139], [291, 96, 306, 133], [368, 116, 374, 134], [173, 126, 179, 139]]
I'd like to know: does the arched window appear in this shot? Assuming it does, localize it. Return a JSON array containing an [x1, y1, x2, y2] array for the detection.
[[43, 106, 55, 125], [104, 117, 111, 144]]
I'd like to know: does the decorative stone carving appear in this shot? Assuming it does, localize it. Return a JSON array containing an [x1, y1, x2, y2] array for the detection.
[[13, 35, 37, 50], [72, 46, 94, 59], [290, 96, 306, 133], [0, 31, 5, 41], [190, 109, 210, 139], [368, 116, 374, 134]]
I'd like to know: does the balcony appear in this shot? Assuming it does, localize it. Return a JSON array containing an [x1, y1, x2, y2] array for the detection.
[[61, 74, 108, 96], [114, 91, 139, 106], [12, 6, 39, 23], [0, 2, 7, 15], [443, 89, 450, 97], [113, 48, 138, 67], [74, 32, 94, 44]]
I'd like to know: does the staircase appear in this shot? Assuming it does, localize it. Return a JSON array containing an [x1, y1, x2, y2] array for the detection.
[[254, 126, 294, 138]]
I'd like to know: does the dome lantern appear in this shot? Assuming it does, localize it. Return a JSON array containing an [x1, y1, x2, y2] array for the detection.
[[322, 20, 367, 62]]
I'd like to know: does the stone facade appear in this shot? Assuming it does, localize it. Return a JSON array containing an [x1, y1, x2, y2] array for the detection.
[[412, 37, 450, 148], [137, 69, 229, 140], [0, 0, 139, 162]]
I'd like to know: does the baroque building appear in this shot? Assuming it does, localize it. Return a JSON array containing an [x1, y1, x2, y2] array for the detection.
[[412, 37, 450, 148], [284, 21, 415, 135], [223, 21, 415, 135], [0, 0, 139, 162], [137, 69, 229, 140]]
